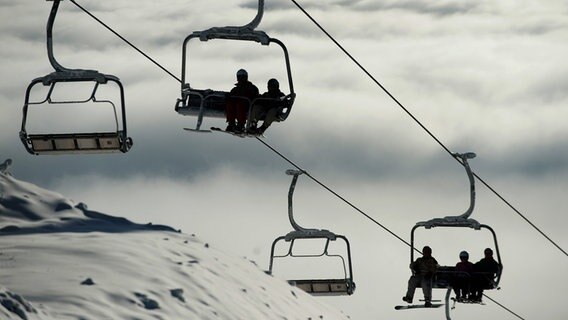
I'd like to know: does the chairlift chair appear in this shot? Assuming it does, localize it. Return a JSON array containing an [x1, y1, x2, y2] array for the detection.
[[20, 0, 132, 155], [407, 153, 503, 319], [268, 170, 356, 296], [175, 0, 296, 132]]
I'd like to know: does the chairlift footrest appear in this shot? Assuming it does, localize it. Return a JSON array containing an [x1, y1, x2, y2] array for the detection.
[[25, 132, 128, 154], [289, 279, 355, 296]]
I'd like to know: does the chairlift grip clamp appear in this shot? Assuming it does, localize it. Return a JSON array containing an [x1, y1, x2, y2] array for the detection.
[[286, 169, 306, 176]]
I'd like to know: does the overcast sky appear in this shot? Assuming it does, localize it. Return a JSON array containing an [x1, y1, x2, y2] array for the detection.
[[1, 0, 568, 319]]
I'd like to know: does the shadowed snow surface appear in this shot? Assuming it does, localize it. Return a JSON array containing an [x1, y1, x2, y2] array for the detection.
[[0, 172, 350, 320]]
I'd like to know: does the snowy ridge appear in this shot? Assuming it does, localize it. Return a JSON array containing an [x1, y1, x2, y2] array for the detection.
[[0, 172, 350, 320], [0, 173, 175, 235]]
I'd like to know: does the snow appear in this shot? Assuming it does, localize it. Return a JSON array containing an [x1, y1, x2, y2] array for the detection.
[[0, 170, 351, 320]]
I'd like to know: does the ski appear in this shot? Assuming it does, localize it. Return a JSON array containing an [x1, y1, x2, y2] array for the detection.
[[210, 127, 263, 138], [183, 128, 211, 133], [451, 297, 485, 305], [395, 303, 443, 310], [183, 127, 263, 138], [210, 127, 246, 138]]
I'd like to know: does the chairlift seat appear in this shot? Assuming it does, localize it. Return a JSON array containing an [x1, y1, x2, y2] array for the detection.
[[21, 71, 131, 156], [176, 88, 294, 122], [254, 95, 295, 122], [433, 266, 457, 289], [412, 266, 456, 289], [176, 89, 227, 119], [25, 132, 130, 155], [414, 266, 499, 290], [290, 278, 355, 296], [471, 271, 500, 290]]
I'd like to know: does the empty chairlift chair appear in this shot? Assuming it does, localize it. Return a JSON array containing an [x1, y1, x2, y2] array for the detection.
[[407, 152, 503, 320], [20, 0, 132, 155], [268, 170, 356, 296], [175, 0, 295, 132]]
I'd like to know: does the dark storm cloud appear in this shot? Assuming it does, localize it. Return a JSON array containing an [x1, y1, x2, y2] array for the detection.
[[527, 72, 568, 105], [226, 0, 323, 36], [55, 0, 119, 14], [240, 0, 329, 11], [10, 106, 568, 189], [513, 20, 567, 36], [7, 102, 412, 186], [261, 19, 323, 37], [2, 0, 188, 56], [241, 0, 290, 11], [4, 27, 44, 44], [267, 126, 568, 183], [8, 122, 289, 187], [235, 0, 487, 40], [0, 4, 45, 43], [347, 0, 479, 17], [0, 4, 126, 53], [478, 137, 568, 178], [0, 0, 17, 8], [241, 0, 480, 17], [142, 34, 181, 48]]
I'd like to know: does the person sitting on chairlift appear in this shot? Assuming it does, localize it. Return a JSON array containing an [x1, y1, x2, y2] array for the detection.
[[225, 69, 259, 134], [470, 248, 500, 302], [453, 250, 474, 302], [248, 78, 284, 135], [403, 246, 439, 307]]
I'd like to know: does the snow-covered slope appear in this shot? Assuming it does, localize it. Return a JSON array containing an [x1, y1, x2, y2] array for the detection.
[[0, 171, 350, 320]]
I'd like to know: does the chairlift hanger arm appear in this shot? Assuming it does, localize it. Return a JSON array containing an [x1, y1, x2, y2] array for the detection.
[[46, 0, 106, 82], [244, 0, 264, 30], [453, 152, 476, 220], [286, 169, 322, 233], [414, 151, 479, 230], [46, 0, 68, 73]]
